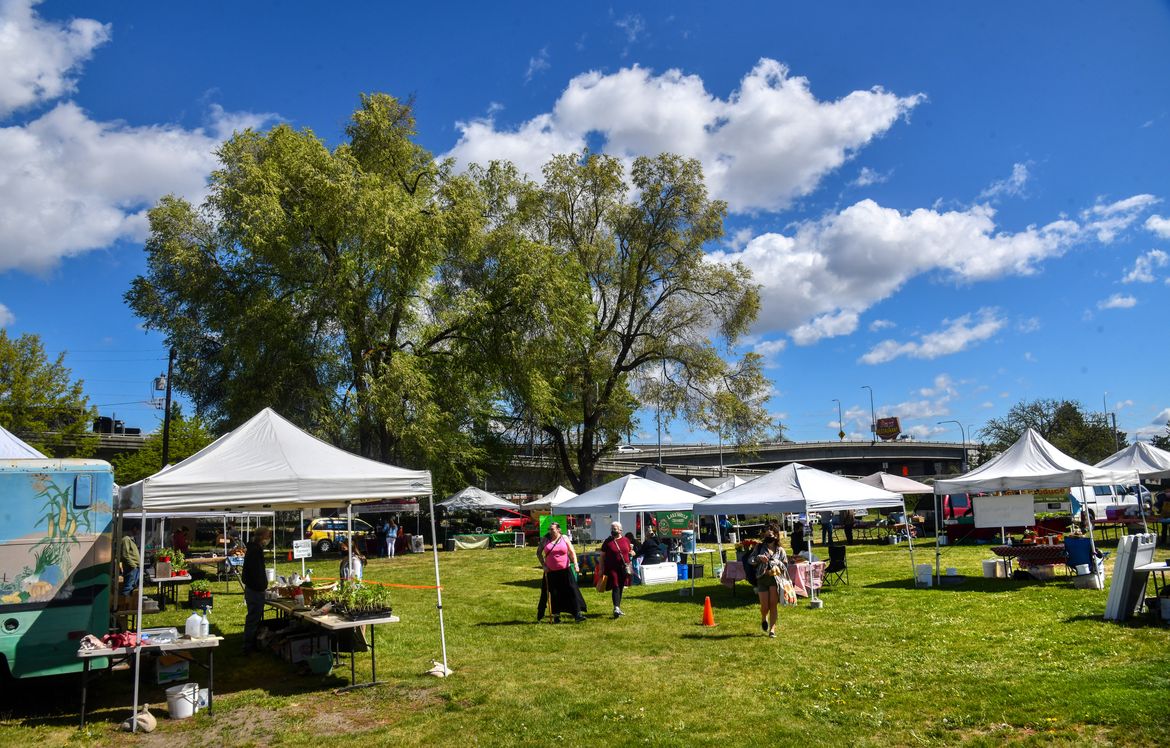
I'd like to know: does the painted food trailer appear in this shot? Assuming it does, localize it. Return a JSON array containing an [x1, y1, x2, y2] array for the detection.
[[0, 459, 114, 678]]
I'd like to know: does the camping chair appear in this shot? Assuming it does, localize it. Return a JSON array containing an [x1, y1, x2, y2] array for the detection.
[[1064, 536, 1107, 576], [824, 544, 848, 586]]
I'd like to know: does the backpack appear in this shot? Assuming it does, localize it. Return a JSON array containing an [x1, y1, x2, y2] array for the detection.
[[743, 544, 762, 586]]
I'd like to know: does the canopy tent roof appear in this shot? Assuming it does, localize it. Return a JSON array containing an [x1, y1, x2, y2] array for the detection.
[[702, 474, 753, 494], [632, 465, 714, 497], [524, 485, 577, 510], [119, 408, 432, 511], [858, 471, 934, 495], [438, 486, 518, 511], [933, 428, 1137, 494], [1095, 442, 1170, 480], [694, 462, 905, 515], [0, 425, 44, 458], [555, 474, 698, 513]]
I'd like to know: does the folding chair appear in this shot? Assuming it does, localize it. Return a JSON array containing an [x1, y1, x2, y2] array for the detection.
[[1064, 536, 1107, 576], [824, 543, 848, 586]]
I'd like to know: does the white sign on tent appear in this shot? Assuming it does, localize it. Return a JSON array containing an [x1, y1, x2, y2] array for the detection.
[[973, 494, 1035, 529], [292, 539, 313, 559]]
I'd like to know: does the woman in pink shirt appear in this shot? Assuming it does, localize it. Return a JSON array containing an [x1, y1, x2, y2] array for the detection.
[[540, 522, 585, 623]]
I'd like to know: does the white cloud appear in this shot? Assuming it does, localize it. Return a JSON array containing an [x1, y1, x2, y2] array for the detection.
[[614, 14, 644, 44], [978, 162, 1029, 202], [790, 310, 858, 346], [1134, 407, 1170, 441], [1082, 194, 1159, 243], [0, 102, 269, 273], [752, 338, 787, 358], [1097, 293, 1137, 310], [1147, 214, 1170, 238], [917, 374, 956, 398], [1016, 317, 1041, 333], [851, 166, 889, 187], [711, 200, 1077, 337], [859, 308, 1005, 364], [445, 59, 923, 213], [980, 401, 995, 409], [868, 319, 895, 332], [0, 302, 14, 326], [1115, 399, 1134, 412], [0, 0, 109, 117], [1122, 249, 1168, 283], [1023, 351, 1036, 363], [524, 47, 549, 84]]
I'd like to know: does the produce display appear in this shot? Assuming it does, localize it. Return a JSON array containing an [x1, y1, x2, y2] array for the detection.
[[315, 583, 393, 620]]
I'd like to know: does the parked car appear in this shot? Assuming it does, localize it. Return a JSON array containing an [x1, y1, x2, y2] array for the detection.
[[304, 517, 375, 553], [616, 444, 641, 453], [941, 494, 973, 520]]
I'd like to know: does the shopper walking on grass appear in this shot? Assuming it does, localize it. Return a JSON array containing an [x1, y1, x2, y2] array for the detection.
[[386, 517, 398, 559], [540, 522, 585, 623], [753, 522, 788, 638], [242, 527, 271, 655], [601, 521, 633, 618]]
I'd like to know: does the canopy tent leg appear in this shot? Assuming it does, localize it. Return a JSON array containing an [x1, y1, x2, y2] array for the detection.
[[272, 512, 277, 580], [428, 494, 450, 675], [903, 498, 917, 586], [934, 492, 942, 587], [223, 516, 228, 591], [1135, 480, 1150, 533], [300, 509, 306, 577], [130, 509, 147, 732], [347, 502, 354, 583]]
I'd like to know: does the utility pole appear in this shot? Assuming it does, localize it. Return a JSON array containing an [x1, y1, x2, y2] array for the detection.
[[862, 385, 875, 446], [161, 347, 175, 470], [832, 398, 844, 441], [937, 420, 967, 472]]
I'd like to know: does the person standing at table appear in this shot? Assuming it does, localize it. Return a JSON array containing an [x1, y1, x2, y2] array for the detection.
[[753, 522, 788, 638], [242, 527, 271, 655], [120, 523, 141, 598], [840, 510, 855, 545], [541, 522, 585, 623], [386, 517, 399, 559], [601, 521, 633, 618], [819, 510, 835, 544]]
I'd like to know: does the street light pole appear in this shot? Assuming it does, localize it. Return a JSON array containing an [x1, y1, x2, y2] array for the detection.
[[861, 386, 875, 445], [937, 420, 967, 472], [832, 399, 843, 441]]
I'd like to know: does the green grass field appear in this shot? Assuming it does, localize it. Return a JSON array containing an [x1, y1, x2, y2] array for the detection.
[[1, 536, 1168, 747]]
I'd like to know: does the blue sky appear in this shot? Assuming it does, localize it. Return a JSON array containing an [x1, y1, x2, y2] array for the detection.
[[1, 1, 1168, 446]]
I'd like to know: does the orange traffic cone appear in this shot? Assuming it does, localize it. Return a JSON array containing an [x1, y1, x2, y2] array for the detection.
[[701, 596, 716, 627], [287, 550, 293, 561]]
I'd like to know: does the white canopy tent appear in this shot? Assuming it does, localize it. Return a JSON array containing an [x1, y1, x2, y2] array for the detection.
[[697, 474, 753, 494], [438, 486, 518, 511], [555, 474, 698, 513], [523, 485, 577, 510], [932, 428, 1139, 585], [116, 408, 441, 729], [0, 425, 45, 458], [858, 472, 933, 495], [1095, 441, 1170, 533], [695, 463, 911, 602]]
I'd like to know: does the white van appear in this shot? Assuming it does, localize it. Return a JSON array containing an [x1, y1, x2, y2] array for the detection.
[[1067, 484, 1151, 520]]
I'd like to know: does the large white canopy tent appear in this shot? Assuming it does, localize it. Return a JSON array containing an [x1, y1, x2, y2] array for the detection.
[[932, 428, 1139, 585], [694, 463, 910, 602], [555, 474, 699, 514], [0, 424, 45, 458], [858, 472, 933, 495], [116, 407, 441, 728]]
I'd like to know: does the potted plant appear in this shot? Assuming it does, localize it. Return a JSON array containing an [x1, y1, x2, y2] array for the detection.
[[188, 579, 213, 609], [317, 582, 393, 621], [168, 548, 187, 576]]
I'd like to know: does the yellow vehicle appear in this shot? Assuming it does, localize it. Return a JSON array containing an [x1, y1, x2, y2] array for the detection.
[[303, 517, 374, 553]]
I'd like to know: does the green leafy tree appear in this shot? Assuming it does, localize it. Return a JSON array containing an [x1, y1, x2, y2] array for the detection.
[[474, 152, 767, 491], [110, 407, 215, 485], [126, 95, 508, 488], [1151, 424, 1170, 451], [979, 398, 1125, 465], [0, 331, 95, 457]]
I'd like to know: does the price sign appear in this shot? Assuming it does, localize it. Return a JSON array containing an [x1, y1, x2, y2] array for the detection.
[[292, 539, 313, 559]]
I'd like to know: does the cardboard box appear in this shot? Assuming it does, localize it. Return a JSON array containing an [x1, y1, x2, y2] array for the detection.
[[155, 654, 189, 684], [280, 634, 331, 664], [154, 561, 172, 579]]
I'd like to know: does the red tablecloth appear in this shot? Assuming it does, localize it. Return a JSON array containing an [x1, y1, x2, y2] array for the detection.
[[720, 559, 824, 597], [991, 545, 1067, 566]]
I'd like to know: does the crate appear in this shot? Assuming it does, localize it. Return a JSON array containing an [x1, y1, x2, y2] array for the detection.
[[155, 654, 189, 684], [280, 634, 331, 664]]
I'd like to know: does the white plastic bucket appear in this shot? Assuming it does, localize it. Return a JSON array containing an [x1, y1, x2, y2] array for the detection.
[[1075, 563, 1090, 576], [982, 559, 1001, 578], [265, 568, 276, 583], [166, 683, 198, 719]]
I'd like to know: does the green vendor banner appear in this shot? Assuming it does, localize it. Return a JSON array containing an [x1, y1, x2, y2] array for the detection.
[[539, 514, 566, 538], [654, 511, 693, 537]]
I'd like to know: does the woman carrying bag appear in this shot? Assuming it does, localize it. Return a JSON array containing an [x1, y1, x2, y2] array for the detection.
[[599, 521, 633, 618], [541, 522, 586, 623], [753, 522, 789, 638]]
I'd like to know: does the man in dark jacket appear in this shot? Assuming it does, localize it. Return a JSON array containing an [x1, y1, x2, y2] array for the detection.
[[242, 527, 271, 654]]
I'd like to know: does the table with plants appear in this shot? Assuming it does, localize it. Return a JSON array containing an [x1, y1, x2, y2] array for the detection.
[[146, 547, 192, 610], [267, 581, 398, 690]]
